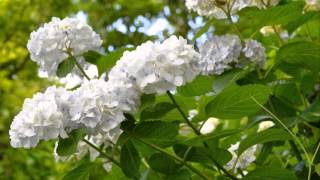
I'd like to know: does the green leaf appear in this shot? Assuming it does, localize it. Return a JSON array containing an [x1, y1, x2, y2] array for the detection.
[[62, 163, 94, 180], [120, 140, 140, 178], [56, 128, 86, 156], [276, 41, 320, 71], [184, 129, 241, 146], [238, 2, 304, 30], [96, 47, 133, 76], [284, 12, 319, 34], [238, 128, 292, 156], [206, 84, 271, 119], [212, 69, 246, 93], [166, 169, 191, 180], [174, 145, 232, 165], [148, 153, 181, 174], [83, 50, 103, 64], [56, 57, 76, 77], [243, 167, 297, 180], [134, 121, 179, 147], [192, 19, 213, 42], [177, 75, 214, 97], [140, 94, 156, 111], [140, 102, 175, 121]]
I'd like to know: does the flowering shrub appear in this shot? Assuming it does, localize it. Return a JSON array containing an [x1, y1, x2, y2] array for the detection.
[[8, 0, 320, 179]]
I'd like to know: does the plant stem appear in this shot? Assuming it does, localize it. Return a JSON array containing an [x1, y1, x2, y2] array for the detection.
[[166, 91, 200, 135], [134, 137, 211, 180], [67, 51, 91, 80], [166, 91, 238, 180], [73, 58, 91, 80], [82, 139, 121, 167], [252, 97, 312, 180], [311, 141, 320, 166]]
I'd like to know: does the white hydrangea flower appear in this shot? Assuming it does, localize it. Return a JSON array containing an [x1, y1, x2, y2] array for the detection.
[[54, 127, 121, 172], [227, 142, 257, 170], [27, 17, 102, 76], [68, 79, 139, 134], [9, 86, 71, 148], [200, 117, 220, 134], [108, 36, 200, 94], [257, 120, 275, 132], [199, 34, 242, 75], [185, 0, 216, 17], [305, 0, 320, 11], [242, 39, 266, 68], [188, 109, 199, 120], [260, 26, 289, 40], [185, 0, 279, 19]]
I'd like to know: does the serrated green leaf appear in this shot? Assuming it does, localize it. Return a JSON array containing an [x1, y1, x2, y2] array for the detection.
[[140, 102, 175, 121], [174, 144, 232, 165], [192, 19, 213, 42], [134, 121, 179, 147], [276, 41, 320, 71], [238, 2, 304, 30], [97, 47, 134, 76], [83, 50, 103, 64], [238, 128, 292, 156], [206, 85, 271, 119], [177, 75, 214, 97], [120, 140, 140, 178], [243, 167, 297, 180], [184, 129, 241, 146], [62, 162, 94, 180], [166, 169, 191, 180], [148, 153, 181, 174], [56, 128, 86, 156], [56, 57, 76, 77]]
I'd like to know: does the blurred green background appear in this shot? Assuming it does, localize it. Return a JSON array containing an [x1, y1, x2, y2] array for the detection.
[[0, 0, 199, 179]]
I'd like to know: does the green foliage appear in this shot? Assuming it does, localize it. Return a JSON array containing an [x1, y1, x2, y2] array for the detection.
[[238, 128, 292, 156], [205, 84, 271, 119], [147, 153, 182, 174], [62, 162, 94, 180], [56, 57, 76, 78], [56, 129, 86, 156], [2, 0, 320, 179], [120, 140, 141, 178], [243, 167, 297, 180], [276, 41, 320, 71], [177, 75, 214, 97]]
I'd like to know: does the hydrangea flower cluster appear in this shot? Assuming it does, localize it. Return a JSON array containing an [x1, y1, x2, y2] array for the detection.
[[27, 17, 102, 76], [108, 36, 200, 94], [185, 0, 280, 19], [10, 12, 269, 175], [227, 142, 257, 170], [9, 86, 70, 148], [199, 34, 266, 75]]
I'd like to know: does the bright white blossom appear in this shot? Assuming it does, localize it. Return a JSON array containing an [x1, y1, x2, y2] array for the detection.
[[68, 78, 139, 135], [242, 39, 266, 68], [199, 35, 267, 74], [257, 121, 275, 132], [200, 117, 220, 134], [68, 79, 132, 135], [305, 0, 320, 11], [227, 142, 257, 170], [185, 0, 279, 19], [108, 36, 200, 94], [9, 86, 71, 148], [27, 17, 102, 76], [260, 25, 289, 40], [199, 34, 242, 75]]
